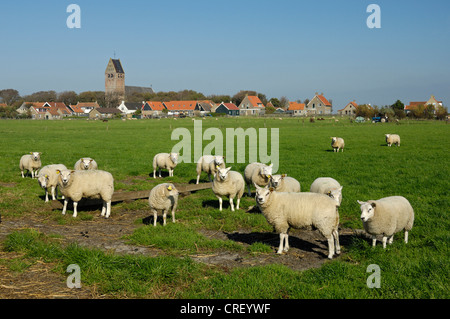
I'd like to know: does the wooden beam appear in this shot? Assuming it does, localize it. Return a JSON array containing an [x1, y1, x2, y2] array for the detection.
[[47, 182, 212, 211]]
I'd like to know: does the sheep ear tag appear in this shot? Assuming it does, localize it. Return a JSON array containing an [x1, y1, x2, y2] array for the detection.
[[45, 174, 48, 178], [167, 185, 173, 191], [56, 170, 61, 175]]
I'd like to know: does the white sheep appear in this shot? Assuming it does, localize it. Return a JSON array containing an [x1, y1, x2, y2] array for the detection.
[[153, 152, 178, 178], [37, 164, 67, 202], [357, 196, 414, 248], [385, 134, 401, 147], [244, 162, 273, 196], [56, 169, 114, 218], [331, 137, 345, 152], [148, 183, 179, 226], [212, 167, 245, 211], [269, 174, 301, 193], [74, 157, 98, 170], [255, 184, 340, 259], [19, 152, 42, 178], [310, 177, 343, 206], [196, 155, 225, 184]]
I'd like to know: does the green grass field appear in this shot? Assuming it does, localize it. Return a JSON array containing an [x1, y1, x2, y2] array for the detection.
[[0, 117, 449, 298]]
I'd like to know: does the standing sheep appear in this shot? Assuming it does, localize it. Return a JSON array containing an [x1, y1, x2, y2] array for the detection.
[[212, 167, 245, 211], [255, 185, 340, 259], [19, 152, 42, 178], [385, 134, 401, 147], [153, 152, 178, 178], [310, 177, 343, 206], [331, 137, 345, 152], [357, 196, 414, 248], [148, 183, 179, 226], [37, 164, 67, 202], [269, 174, 301, 193], [74, 157, 98, 170], [56, 169, 114, 218], [244, 162, 273, 196], [196, 155, 225, 184]]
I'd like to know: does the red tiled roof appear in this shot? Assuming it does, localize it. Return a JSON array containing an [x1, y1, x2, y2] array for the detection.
[[145, 101, 165, 111], [222, 103, 239, 110], [288, 102, 305, 111], [164, 101, 197, 111], [46, 107, 60, 116], [317, 94, 331, 106], [70, 105, 85, 113], [247, 96, 265, 108]]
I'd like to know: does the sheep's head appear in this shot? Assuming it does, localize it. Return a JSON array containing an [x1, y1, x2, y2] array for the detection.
[[30, 152, 41, 161], [57, 169, 75, 186], [80, 158, 93, 170], [217, 167, 231, 181], [255, 184, 273, 205], [327, 186, 343, 206], [385, 134, 390, 139], [260, 163, 273, 179], [331, 137, 337, 144], [164, 183, 178, 197], [38, 174, 49, 188], [169, 153, 179, 164], [270, 174, 286, 188], [357, 200, 376, 222], [214, 155, 225, 166]]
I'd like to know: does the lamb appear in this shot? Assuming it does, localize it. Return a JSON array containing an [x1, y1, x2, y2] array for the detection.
[[357, 196, 414, 248], [331, 137, 345, 152], [269, 174, 301, 193], [196, 155, 225, 184], [244, 162, 273, 196], [255, 184, 340, 259], [385, 134, 401, 147], [19, 152, 42, 178], [148, 183, 179, 226], [310, 177, 343, 206], [74, 157, 98, 170], [212, 167, 245, 211], [153, 152, 178, 178], [56, 169, 114, 218], [37, 164, 67, 202]]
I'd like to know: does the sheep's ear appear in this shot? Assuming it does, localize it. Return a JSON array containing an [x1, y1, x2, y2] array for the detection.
[[370, 202, 377, 208], [226, 167, 232, 172], [281, 174, 287, 178], [167, 185, 173, 191], [357, 200, 365, 205], [44, 174, 48, 178], [216, 165, 220, 169], [56, 170, 61, 175], [89, 159, 93, 163], [269, 187, 274, 192], [254, 182, 261, 190], [38, 152, 42, 155], [70, 170, 75, 174], [29, 152, 33, 154], [327, 191, 332, 195]]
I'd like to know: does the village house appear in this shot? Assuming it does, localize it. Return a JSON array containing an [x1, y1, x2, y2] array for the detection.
[[405, 95, 443, 114], [287, 101, 306, 116], [142, 101, 165, 118], [68, 104, 86, 117], [238, 95, 265, 116], [215, 102, 240, 116], [163, 100, 197, 116], [305, 93, 332, 115], [194, 101, 213, 116], [337, 101, 358, 116], [76, 102, 100, 115], [89, 107, 122, 119], [117, 101, 143, 117]]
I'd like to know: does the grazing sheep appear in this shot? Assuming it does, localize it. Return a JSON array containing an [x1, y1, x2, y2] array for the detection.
[[310, 177, 343, 206], [148, 183, 179, 226], [74, 157, 98, 170], [385, 134, 401, 147], [331, 137, 345, 152], [153, 152, 178, 178], [357, 196, 414, 248], [56, 169, 114, 218], [19, 152, 42, 178], [212, 167, 245, 211], [37, 164, 67, 202], [269, 174, 301, 193], [255, 184, 340, 259], [196, 155, 225, 184], [244, 162, 273, 196]]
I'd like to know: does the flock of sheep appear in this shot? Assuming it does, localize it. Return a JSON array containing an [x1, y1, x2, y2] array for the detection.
[[18, 132, 413, 260]]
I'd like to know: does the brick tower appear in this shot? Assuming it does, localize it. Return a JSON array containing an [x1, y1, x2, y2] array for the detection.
[[105, 58, 125, 101]]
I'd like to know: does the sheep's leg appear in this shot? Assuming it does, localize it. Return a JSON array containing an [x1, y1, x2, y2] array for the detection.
[[62, 199, 69, 215], [277, 233, 287, 254], [72, 202, 78, 218], [44, 188, 49, 202], [372, 235, 377, 247], [105, 201, 111, 218], [247, 184, 252, 196], [21, 170, 24, 178], [153, 210, 157, 227], [229, 197, 235, 211], [382, 236, 387, 248], [158, 168, 162, 177], [163, 210, 167, 226], [327, 235, 335, 259], [153, 169, 156, 179], [171, 208, 176, 223], [283, 233, 289, 252], [236, 197, 240, 210], [333, 229, 341, 254], [101, 202, 106, 217], [196, 175, 200, 184], [208, 173, 212, 182], [388, 235, 394, 245], [404, 231, 409, 244], [217, 196, 223, 211], [51, 186, 56, 201], [31, 169, 35, 179]]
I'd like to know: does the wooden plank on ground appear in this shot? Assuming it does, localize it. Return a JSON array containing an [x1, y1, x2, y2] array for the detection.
[[47, 182, 212, 211]]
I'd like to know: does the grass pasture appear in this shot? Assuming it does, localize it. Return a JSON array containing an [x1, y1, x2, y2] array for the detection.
[[0, 117, 449, 299]]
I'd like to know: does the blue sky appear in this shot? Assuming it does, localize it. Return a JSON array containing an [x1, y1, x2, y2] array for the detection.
[[0, 0, 449, 108]]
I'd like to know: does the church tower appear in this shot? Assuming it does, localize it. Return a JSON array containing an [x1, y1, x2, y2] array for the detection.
[[105, 58, 125, 101]]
